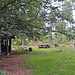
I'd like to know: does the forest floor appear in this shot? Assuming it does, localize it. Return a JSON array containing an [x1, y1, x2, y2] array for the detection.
[[0, 51, 31, 75]]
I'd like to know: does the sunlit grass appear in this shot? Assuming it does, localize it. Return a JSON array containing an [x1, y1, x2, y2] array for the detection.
[[19, 46, 75, 75]]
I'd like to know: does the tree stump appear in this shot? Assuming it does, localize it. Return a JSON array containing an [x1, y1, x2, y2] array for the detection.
[[29, 47, 32, 51]]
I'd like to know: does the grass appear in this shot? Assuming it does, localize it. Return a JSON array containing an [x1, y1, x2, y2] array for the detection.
[[19, 46, 75, 75], [0, 70, 6, 75]]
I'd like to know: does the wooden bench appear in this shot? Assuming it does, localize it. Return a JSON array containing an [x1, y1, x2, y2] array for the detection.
[[38, 44, 50, 48]]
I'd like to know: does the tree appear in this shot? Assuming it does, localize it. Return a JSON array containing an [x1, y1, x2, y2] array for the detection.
[[0, 0, 75, 41], [39, 0, 75, 40], [0, 0, 43, 40]]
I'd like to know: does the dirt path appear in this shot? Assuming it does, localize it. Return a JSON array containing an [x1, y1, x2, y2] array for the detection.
[[0, 52, 31, 75]]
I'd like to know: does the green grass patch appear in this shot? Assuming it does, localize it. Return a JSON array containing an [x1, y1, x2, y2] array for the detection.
[[19, 46, 75, 75], [0, 70, 6, 75]]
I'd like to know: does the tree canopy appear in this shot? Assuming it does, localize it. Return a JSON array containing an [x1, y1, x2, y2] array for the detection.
[[0, 0, 43, 39], [0, 0, 75, 40]]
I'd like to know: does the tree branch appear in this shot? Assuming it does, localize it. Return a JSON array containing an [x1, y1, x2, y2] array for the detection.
[[27, 11, 39, 23], [27, 0, 33, 4], [0, 0, 16, 10]]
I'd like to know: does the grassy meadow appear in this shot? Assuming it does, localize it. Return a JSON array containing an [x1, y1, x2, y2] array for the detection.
[[19, 46, 75, 75]]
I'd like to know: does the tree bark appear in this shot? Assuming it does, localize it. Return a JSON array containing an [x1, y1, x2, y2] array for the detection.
[[0, 36, 1, 58]]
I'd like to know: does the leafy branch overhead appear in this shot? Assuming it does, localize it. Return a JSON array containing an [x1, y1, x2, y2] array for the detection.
[[0, 0, 42, 37], [0, 0, 75, 39]]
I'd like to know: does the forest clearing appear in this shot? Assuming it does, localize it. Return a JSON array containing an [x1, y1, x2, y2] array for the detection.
[[0, 45, 75, 75]]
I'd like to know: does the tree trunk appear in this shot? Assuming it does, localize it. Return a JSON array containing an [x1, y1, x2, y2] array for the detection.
[[6, 39, 9, 55], [9, 39, 11, 52], [21, 38, 24, 46], [0, 37, 1, 58]]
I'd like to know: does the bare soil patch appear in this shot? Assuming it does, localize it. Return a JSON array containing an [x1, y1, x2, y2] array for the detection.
[[0, 51, 31, 75]]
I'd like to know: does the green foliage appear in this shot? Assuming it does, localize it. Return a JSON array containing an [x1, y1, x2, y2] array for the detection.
[[56, 21, 66, 31], [0, 0, 43, 40], [72, 0, 75, 2], [0, 0, 75, 41], [0, 70, 6, 75]]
